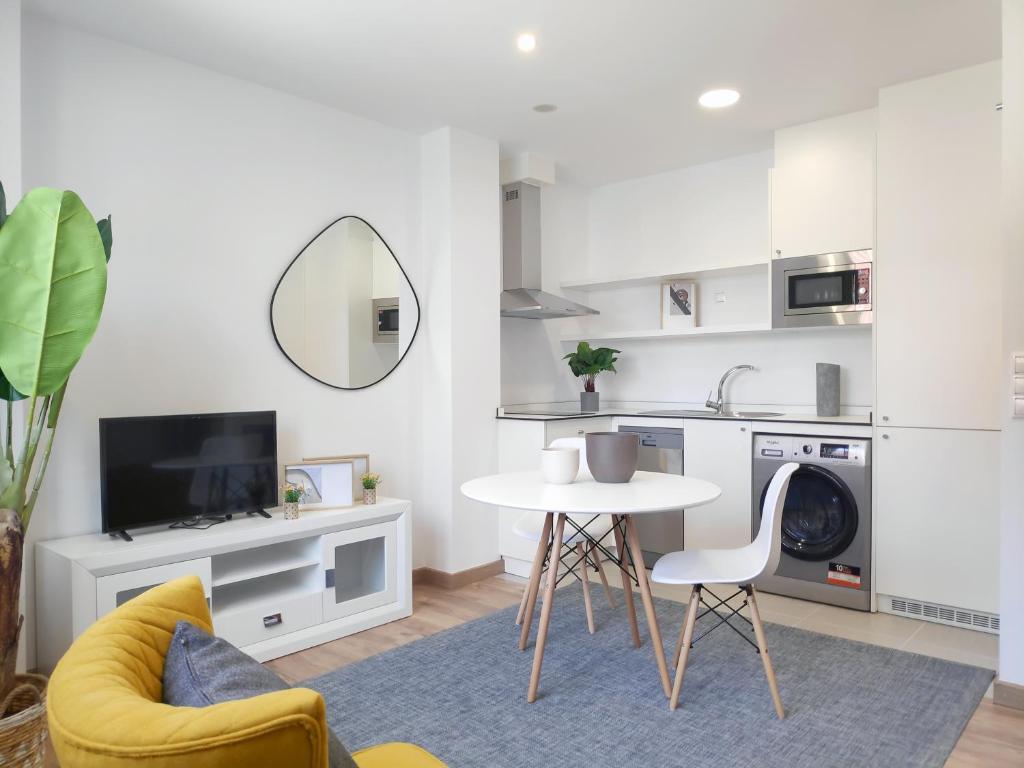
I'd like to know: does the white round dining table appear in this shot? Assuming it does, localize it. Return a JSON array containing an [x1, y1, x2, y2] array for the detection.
[[461, 470, 722, 703]]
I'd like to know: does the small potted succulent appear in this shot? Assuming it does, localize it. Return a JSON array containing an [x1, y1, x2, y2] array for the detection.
[[563, 341, 620, 412], [281, 482, 305, 520], [361, 473, 381, 505]]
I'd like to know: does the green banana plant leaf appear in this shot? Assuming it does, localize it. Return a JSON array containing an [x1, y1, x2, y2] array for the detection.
[[0, 188, 108, 396], [96, 215, 112, 262], [0, 367, 25, 402]]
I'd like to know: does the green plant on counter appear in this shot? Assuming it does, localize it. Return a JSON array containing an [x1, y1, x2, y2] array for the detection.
[[361, 472, 381, 490], [563, 341, 620, 392], [0, 180, 112, 705]]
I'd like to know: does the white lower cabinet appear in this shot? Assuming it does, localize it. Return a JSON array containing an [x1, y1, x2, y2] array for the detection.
[[321, 520, 398, 621], [874, 427, 1000, 614], [682, 419, 753, 550], [96, 557, 212, 616]]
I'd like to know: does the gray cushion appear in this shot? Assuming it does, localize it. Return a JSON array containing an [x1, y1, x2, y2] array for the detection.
[[163, 620, 356, 768]]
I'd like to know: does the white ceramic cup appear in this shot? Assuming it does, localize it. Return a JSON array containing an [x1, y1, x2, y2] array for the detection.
[[540, 447, 580, 484]]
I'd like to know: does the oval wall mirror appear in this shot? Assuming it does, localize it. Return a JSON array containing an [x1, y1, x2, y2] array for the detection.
[[270, 216, 420, 389]]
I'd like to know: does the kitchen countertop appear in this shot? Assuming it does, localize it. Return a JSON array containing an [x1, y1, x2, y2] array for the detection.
[[496, 401, 872, 427]]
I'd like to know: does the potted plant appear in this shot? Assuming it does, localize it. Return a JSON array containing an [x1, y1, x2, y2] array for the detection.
[[281, 483, 305, 520], [563, 341, 620, 412], [0, 182, 111, 763], [360, 472, 381, 505]]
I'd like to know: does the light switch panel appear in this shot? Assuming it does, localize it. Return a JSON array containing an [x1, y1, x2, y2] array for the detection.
[[1016, 376, 1024, 396], [1015, 353, 1024, 376], [1016, 397, 1024, 418]]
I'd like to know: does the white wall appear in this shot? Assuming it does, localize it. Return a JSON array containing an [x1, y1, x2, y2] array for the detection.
[[587, 150, 772, 277], [0, 0, 27, 676], [501, 150, 873, 410], [0, 0, 20, 203], [1000, 0, 1024, 687], [418, 127, 501, 573], [20, 16, 429, 665]]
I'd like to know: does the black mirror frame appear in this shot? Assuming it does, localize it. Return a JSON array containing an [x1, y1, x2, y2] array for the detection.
[[269, 215, 422, 391]]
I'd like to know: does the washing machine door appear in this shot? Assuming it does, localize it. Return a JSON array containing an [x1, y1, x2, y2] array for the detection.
[[760, 464, 858, 562]]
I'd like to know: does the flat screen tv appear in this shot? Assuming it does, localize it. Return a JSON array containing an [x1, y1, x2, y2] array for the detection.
[[100, 410, 277, 535]]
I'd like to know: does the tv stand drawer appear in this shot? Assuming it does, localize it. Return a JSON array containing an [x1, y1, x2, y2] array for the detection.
[[215, 591, 321, 648]]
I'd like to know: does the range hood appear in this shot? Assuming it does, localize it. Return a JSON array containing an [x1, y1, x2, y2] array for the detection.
[[501, 182, 598, 319]]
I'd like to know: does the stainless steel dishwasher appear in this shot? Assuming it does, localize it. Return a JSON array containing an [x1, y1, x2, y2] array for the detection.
[[616, 425, 684, 568]]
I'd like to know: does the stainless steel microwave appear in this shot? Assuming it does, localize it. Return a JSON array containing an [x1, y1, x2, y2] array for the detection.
[[771, 250, 872, 328], [372, 297, 399, 343]]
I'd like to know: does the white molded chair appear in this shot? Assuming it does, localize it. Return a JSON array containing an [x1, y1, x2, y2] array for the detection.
[[514, 437, 618, 634], [651, 462, 799, 716]]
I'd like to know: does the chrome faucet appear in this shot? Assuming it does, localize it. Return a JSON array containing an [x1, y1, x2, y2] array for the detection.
[[705, 365, 755, 414]]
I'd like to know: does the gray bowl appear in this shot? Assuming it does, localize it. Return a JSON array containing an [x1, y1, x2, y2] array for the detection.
[[585, 431, 638, 483]]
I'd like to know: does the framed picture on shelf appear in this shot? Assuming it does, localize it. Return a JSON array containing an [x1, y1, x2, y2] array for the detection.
[[661, 281, 696, 330], [284, 460, 355, 508], [303, 453, 370, 501]]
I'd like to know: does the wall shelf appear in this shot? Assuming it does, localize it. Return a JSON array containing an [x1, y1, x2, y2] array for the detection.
[[560, 322, 871, 344], [560, 261, 768, 292]]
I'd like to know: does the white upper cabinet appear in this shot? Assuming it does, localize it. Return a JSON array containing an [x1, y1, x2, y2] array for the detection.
[[771, 109, 877, 259], [875, 62, 1002, 431], [682, 419, 753, 550]]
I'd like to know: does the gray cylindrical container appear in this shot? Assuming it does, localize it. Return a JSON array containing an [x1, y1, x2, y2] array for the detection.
[[816, 363, 840, 417], [585, 431, 638, 483]]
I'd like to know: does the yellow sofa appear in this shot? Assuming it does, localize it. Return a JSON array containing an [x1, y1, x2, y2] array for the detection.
[[47, 575, 445, 768]]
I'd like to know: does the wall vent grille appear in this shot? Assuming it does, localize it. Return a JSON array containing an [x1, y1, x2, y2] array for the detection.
[[880, 594, 999, 635]]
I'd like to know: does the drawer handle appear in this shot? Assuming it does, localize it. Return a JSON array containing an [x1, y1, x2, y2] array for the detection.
[[263, 613, 283, 628]]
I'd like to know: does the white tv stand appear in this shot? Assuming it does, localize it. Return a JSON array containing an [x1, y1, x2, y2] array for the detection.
[[35, 499, 412, 672]]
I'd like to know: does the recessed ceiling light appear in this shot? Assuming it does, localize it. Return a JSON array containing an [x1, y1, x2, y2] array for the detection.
[[517, 33, 537, 52], [532, 104, 557, 113], [699, 88, 741, 109]]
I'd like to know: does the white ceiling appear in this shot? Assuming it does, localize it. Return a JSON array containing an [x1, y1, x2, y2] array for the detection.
[[26, 0, 1001, 185]]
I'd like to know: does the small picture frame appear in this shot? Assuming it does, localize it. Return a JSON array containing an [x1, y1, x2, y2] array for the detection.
[[661, 281, 696, 330], [303, 454, 370, 502], [284, 460, 354, 508]]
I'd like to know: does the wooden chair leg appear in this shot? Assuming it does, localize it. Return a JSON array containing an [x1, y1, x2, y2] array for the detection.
[[590, 543, 617, 609], [624, 515, 672, 698], [670, 585, 701, 711], [577, 543, 595, 634], [528, 513, 566, 703], [673, 585, 699, 667], [612, 515, 641, 648], [518, 515, 553, 651], [515, 580, 530, 626], [747, 585, 784, 719]]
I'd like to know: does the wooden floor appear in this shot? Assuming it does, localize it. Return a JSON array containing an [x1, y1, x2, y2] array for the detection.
[[45, 574, 1024, 766]]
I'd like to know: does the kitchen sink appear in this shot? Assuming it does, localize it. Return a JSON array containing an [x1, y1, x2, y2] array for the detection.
[[638, 409, 783, 419]]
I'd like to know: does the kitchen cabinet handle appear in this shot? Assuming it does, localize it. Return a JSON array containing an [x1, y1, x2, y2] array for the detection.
[[263, 613, 283, 628], [882, 416, 889, 422], [775, 249, 782, 257], [740, 427, 747, 432], [882, 433, 890, 440], [577, 429, 584, 435]]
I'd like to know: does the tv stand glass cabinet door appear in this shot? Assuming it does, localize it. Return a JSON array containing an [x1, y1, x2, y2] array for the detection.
[[95, 558, 213, 617], [321, 521, 398, 621]]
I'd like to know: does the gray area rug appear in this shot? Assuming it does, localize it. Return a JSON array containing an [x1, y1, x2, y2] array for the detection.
[[306, 585, 994, 767]]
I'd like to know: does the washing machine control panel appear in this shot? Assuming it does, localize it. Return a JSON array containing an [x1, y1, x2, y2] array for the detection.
[[754, 435, 869, 466]]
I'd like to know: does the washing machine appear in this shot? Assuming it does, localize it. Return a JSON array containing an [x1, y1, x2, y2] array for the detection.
[[752, 434, 871, 611]]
